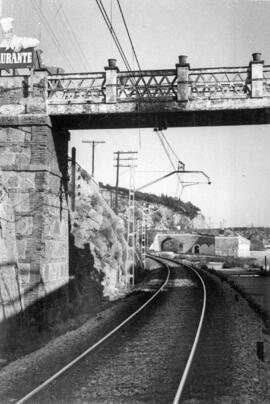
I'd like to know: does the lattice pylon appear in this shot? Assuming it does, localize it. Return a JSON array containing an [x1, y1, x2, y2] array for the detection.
[[141, 204, 146, 268], [127, 162, 135, 286]]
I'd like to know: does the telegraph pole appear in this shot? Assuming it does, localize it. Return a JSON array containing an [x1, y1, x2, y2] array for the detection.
[[82, 140, 105, 177], [114, 151, 120, 214], [71, 147, 76, 212], [113, 151, 138, 215]]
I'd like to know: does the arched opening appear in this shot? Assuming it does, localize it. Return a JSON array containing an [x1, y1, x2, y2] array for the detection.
[[178, 242, 184, 253], [161, 237, 178, 253], [194, 244, 200, 255]]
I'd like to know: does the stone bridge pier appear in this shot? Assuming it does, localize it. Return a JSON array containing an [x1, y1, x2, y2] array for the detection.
[[0, 70, 70, 309]]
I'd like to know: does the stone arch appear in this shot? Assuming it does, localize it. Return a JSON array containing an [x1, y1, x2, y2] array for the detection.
[[193, 244, 200, 255], [161, 237, 178, 252]]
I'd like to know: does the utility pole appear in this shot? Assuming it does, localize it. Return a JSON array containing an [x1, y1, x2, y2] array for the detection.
[[113, 151, 138, 215], [114, 151, 120, 214], [71, 147, 76, 212], [82, 140, 105, 177]]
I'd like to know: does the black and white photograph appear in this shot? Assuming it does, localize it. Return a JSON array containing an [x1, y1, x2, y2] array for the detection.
[[0, 0, 269, 403]]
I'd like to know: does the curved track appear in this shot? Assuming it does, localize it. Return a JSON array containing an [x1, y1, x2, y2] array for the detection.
[[15, 256, 206, 404], [152, 255, 206, 404]]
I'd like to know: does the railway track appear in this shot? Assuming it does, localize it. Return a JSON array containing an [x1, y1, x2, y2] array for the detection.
[[13, 255, 206, 404]]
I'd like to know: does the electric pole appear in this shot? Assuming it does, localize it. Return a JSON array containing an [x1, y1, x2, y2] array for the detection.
[[113, 151, 138, 215], [82, 140, 105, 177], [71, 147, 76, 212]]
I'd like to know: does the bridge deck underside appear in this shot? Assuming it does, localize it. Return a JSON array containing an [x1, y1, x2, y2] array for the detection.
[[50, 108, 270, 130]]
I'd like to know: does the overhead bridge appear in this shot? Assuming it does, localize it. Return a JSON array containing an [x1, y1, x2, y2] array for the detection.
[[47, 53, 270, 129], [0, 52, 270, 313]]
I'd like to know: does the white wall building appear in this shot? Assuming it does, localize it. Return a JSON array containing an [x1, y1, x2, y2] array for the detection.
[[215, 235, 250, 258]]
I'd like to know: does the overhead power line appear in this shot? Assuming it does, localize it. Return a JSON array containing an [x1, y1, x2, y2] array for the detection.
[[116, 0, 142, 71], [116, 0, 154, 100], [160, 130, 185, 170], [55, 0, 90, 71], [95, 0, 133, 72], [159, 129, 186, 196], [155, 129, 183, 194], [31, 0, 74, 71]]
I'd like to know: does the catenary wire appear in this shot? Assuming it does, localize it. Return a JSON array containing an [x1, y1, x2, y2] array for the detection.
[[115, 0, 151, 99], [160, 129, 184, 164], [156, 130, 183, 193], [95, 0, 133, 72], [116, 0, 142, 71], [31, 0, 74, 71], [54, 0, 90, 71], [46, 0, 87, 71]]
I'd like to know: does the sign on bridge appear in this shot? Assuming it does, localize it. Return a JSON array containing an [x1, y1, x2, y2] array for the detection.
[[0, 47, 34, 69]]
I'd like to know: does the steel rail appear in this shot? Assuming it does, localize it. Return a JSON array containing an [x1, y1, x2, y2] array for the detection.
[[173, 261, 206, 404], [148, 254, 206, 404], [15, 257, 170, 404]]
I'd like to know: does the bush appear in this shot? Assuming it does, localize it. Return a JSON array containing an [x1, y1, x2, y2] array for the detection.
[[99, 183, 200, 220]]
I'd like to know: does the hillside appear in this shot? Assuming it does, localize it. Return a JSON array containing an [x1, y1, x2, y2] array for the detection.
[[69, 166, 130, 303], [67, 169, 205, 309], [99, 183, 201, 219], [99, 183, 205, 246]]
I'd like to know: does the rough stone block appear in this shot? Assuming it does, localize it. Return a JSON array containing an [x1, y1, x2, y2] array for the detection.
[[0, 118, 69, 315], [16, 217, 33, 236], [14, 146, 31, 166], [27, 98, 46, 114], [4, 172, 35, 190], [45, 240, 67, 260], [21, 126, 32, 134], [0, 151, 16, 165], [8, 128, 26, 143], [0, 104, 25, 115], [0, 130, 7, 142], [17, 240, 27, 259], [10, 193, 30, 213], [29, 272, 41, 284], [41, 261, 68, 283]]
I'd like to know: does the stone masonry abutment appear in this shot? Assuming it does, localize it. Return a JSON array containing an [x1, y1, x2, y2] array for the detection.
[[0, 115, 69, 312]]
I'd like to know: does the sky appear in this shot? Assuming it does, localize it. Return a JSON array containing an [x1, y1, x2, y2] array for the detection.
[[4, 0, 270, 227]]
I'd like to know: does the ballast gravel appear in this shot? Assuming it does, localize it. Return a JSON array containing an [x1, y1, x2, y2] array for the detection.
[[0, 265, 269, 403]]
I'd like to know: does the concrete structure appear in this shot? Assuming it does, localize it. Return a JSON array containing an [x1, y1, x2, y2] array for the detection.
[[151, 233, 215, 255], [48, 53, 270, 129], [152, 232, 250, 258], [215, 235, 250, 258]]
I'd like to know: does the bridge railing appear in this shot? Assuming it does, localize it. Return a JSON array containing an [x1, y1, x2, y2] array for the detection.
[[46, 54, 270, 105], [189, 66, 250, 99], [117, 67, 253, 101], [117, 69, 177, 101], [47, 72, 106, 103], [263, 66, 270, 96]]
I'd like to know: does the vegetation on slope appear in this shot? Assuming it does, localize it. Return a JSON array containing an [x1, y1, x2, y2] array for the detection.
[[99, 183, 201, 220]]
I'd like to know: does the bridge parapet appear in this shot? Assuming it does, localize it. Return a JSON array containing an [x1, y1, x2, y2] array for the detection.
[[46, 53, 269, 110], [48, 72, 106, 104], [188, 66, 250, 100], [0, 53, 269, 128]]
